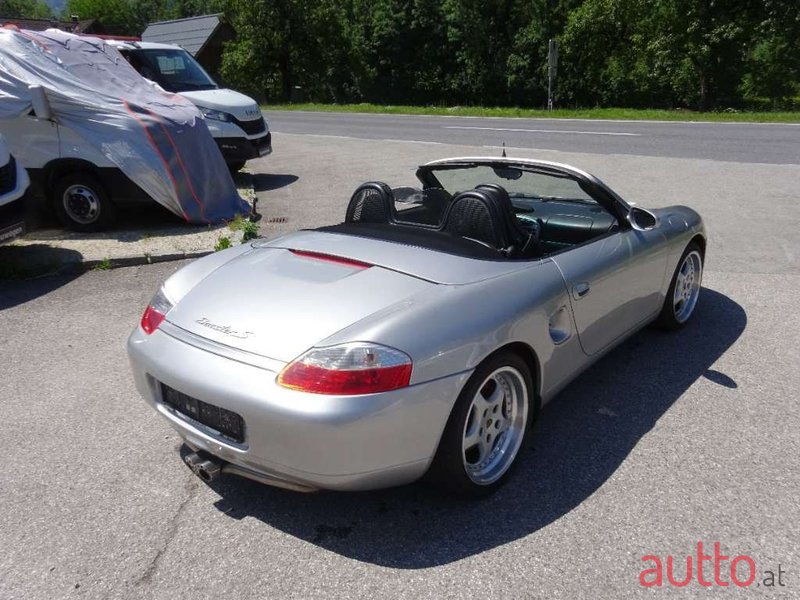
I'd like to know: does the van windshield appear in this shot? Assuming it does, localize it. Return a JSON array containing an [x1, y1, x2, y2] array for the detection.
[[126, 48, 218, 92]]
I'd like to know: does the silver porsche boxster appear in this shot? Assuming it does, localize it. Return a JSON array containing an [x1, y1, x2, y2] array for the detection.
[[127, 157, 706, 496]]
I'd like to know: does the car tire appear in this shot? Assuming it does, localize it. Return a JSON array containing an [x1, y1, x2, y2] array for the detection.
[[428, 351, 534, 497], [228, 161, 246, 173], [52, 173, 117, 232], [655, 242, 703, 330]]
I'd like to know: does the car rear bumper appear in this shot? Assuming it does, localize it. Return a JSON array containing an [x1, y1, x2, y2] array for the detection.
[[127, 325, 469, 491]]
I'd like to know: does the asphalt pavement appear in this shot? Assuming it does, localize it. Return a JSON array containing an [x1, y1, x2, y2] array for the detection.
[[1, 115, 799, 599], [263, 110, 800, 165]]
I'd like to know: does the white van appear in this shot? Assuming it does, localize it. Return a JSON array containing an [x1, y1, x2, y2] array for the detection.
[[0, 38, 266, 232], [108, 41, 272, 171], [0, 133, 31, 244], [0, 110, 155, 231]]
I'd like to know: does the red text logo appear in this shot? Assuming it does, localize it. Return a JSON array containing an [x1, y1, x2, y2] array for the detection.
[[639, 542, 786, 589]]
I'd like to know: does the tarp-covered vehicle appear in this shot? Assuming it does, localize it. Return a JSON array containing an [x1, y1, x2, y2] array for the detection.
[[0, 27, 250, 231], [108, 40, 272, 173]]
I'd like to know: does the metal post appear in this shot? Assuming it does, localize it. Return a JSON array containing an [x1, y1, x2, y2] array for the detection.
[[547, 39, 558, 111]]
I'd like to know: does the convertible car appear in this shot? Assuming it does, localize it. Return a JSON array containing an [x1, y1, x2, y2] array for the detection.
[[127, 157, 705, 496]]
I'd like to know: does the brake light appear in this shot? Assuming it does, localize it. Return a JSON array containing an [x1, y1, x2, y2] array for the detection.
[[289, 249, 371, 270], [277, 342, 412, 395], [140, 288, 174, 334]]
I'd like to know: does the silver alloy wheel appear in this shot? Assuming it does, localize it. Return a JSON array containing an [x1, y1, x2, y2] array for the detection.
[[673, 250, 702, 323], [63, 184, 101, 225], [462, 366, 528, 485]]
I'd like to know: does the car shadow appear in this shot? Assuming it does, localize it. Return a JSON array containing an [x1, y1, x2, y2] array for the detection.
[[199, 287, 745, 569], [0, 245, 84, 308], [252, 173, 299, 193]]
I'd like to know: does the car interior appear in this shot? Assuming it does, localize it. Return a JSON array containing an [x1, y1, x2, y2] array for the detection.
[[318, 165, 621, 261]]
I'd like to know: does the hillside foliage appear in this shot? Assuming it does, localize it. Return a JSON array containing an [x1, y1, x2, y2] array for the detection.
[[4, 0, 799, 110]]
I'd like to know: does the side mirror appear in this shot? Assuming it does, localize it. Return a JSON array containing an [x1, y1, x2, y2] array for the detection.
[[626, 205, 658, 231], [29, 84, 53, 121]]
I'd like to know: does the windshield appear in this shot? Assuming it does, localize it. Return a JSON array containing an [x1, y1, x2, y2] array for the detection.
[[126, 49, 218, 92], [426, 164, 596, 204]]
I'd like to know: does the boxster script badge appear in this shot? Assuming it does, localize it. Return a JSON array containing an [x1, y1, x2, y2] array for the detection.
[[195, 318, 253, 339]]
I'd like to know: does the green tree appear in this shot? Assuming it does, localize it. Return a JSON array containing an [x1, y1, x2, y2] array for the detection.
[[559, 0, 661, 107], [741, 0, 800, 104], [643, 0, 758, 109], [346, 0, 454, 104], [1, 0, 53, 19], [560, 0, 769, 110], [133, 0, 798, 109], [441, 0, 521, 105], [506, 0, 586, 106], [65, 0, 139, 35], [221, 0, 358, 102]]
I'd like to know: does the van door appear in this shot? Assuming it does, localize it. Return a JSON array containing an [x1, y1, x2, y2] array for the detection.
[[0, 114, 59, 171]]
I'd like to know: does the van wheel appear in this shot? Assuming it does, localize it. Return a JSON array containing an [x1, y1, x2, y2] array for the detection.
[[52, 173, 117, 232], [228, 161, 246, 173]]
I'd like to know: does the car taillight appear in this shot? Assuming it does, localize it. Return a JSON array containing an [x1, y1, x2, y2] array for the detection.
[[140, 288, 174, 335], [277, 342, 412, 395]]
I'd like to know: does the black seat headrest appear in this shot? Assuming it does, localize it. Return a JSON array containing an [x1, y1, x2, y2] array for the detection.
[[475, 183, 540, 258], [345, 182, 394, 224], [441, 189, 509, 252], [475, 183, 513, 212]]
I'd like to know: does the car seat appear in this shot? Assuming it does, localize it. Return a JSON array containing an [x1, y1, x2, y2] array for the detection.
[[474, 183, 541, 258], [440, 189, 509, 253], [345, 181, 395, 224]]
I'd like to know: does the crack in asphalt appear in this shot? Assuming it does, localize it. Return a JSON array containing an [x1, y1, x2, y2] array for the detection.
[[132, 474, 199, 588]]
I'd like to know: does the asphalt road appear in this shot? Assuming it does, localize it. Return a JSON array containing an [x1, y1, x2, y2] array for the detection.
[[263, 110, 800, 165], [2, 126, 799, 599]]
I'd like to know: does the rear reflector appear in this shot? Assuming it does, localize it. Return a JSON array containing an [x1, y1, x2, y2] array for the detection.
[[289, 249, 371, 270]]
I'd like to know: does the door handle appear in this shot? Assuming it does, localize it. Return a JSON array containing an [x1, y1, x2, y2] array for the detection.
[[572, 282, 591, 299]]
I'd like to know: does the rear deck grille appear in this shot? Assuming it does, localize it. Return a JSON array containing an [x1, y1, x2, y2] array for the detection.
[[160, 383, 245, 444]]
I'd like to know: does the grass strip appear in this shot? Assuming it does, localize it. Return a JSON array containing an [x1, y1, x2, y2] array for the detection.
[[263, 103, 800, 123]]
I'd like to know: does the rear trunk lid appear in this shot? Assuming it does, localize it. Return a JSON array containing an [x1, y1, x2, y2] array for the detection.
[[257, 230, 530, 285], [165, 245, 434, 362]]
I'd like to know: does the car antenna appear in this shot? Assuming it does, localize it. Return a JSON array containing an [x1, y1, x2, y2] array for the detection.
[[501, 142, 507, 158]]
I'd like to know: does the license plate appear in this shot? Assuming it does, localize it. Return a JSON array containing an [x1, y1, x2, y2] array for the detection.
[[160, 384, 245, 443], [258, 144, 272, 157], [0, 221, 25, 245]]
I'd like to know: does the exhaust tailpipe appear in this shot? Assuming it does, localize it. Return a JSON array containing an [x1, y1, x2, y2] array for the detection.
[[184, 452, 222, 482], [182, 449, 317, 492]]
